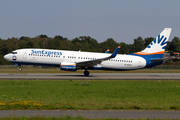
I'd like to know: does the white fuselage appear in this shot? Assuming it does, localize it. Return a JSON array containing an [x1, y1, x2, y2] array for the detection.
[[4, 48, 146, 70]]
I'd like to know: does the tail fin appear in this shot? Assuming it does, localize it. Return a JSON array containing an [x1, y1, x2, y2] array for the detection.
[[133, 28, 172, 58]]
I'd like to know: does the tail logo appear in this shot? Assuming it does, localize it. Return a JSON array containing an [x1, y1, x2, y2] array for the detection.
[[147, 35, 167, 50]]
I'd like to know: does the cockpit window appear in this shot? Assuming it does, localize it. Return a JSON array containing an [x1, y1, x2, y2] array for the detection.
[[12, 52, 17, 54]]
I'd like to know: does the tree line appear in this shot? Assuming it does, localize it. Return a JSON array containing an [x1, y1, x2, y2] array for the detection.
[[0, 35, 180, 65]]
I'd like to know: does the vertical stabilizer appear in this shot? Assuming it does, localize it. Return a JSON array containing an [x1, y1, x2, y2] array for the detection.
[[135, 28, 172, 55], [130, 28, 172, 68]]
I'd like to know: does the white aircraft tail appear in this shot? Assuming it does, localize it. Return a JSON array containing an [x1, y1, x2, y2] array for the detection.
[[133, 28, 172, 58]]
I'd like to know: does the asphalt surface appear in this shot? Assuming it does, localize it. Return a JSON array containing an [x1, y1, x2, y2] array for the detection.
[[0, 73, 180, 80], [0, 110, 180, 119]]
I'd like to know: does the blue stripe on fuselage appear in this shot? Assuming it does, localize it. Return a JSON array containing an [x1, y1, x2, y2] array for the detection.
[[12, 61, 60, 67], [129, 53, 164, 68]]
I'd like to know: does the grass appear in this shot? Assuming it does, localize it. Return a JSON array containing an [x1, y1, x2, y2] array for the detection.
[[0, 80, 179, 110]]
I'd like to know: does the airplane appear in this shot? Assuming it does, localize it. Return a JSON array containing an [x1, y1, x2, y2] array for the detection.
[[4, 28, 172, 76]]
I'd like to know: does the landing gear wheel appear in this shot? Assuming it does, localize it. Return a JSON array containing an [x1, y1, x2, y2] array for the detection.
[[84, 70, 90, 76], [18, 68, 22, 71], [18, 65, 22, 71]]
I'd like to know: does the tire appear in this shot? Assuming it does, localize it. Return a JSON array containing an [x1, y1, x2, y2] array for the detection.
[[84, 71, 90, 76]]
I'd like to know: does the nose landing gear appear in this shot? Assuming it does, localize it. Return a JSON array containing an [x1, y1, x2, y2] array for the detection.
[[18, 64, 22, 71], [18, 68, 22, 71]]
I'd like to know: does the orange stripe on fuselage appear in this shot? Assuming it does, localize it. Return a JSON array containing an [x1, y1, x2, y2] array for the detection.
[[61, 64, 76, 66], [134, 51, 164, 55]]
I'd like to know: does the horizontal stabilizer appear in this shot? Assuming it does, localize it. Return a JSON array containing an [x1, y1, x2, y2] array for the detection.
[[151, 56, 176, 62]]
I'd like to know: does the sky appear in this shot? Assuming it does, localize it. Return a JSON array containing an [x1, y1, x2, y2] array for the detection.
[[0, 0, 179, 44]]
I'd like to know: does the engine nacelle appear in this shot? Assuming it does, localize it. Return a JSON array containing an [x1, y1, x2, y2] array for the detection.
[[60, 62, 77, 71]]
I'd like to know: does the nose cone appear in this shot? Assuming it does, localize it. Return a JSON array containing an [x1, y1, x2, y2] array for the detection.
[[4, 54, 10, 61]]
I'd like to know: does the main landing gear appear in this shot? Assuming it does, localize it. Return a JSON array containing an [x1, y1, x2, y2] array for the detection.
[[84, 70, 90, 76]]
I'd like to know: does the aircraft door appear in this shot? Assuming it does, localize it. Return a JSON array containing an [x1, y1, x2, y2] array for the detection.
[[22, 50, 27, 59], [138, 58, 142, 67]]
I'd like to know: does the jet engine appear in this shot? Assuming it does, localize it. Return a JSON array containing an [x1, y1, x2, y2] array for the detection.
[[60, 62, 77, 71]]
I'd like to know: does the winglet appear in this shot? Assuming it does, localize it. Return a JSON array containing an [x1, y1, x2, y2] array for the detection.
[[105, 49, 110, 53], [109, 46, 121, 58]]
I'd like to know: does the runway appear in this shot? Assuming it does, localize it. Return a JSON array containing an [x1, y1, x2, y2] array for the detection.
[[0, 73, 180, 80], [0, 110, 180, 119]]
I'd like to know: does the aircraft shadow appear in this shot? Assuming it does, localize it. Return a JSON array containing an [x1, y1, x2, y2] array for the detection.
[[54, 75, 94, 77]]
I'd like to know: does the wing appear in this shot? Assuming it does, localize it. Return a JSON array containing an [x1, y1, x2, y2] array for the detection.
[[76, 46, 120, 67]]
